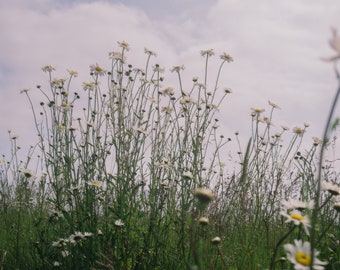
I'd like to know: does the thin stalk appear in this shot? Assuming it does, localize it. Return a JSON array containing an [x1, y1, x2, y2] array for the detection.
[[310, 65, 340, 269]]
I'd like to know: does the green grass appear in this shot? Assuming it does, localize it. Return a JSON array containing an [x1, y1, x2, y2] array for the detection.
[[0, 42, 339, 270]]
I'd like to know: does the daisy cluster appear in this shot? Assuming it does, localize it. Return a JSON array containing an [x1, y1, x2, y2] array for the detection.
[[279, 180, 340, 269]]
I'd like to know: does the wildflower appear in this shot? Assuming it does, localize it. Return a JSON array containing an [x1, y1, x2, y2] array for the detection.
[[118, 40, 130, 51], [51, 78, 66, 88], [42, 65, 56, 72], [61, 250, 70, 257], [90, 63, 106, 76], [159, 87, 175, 96], [198, 217, 209, 226], [155, 159, 170, 168], [109, 51, 125, 61], [220, 53, 234, 62], [268, 100, 280, 109], [194, 188, 215, 204], [281, 199, 314, 211], [171, 65, 185, 72], [334, 202, 340, 212], [83, 232, 93, 238], [293, 127, 304, 135], [160, 181, 170, 189], [83, 82, 96, 91], [280, 209, 311, 235], [144, 47, 157, 56], [251, 108, 265, 114], [153, 65, 164, 73], [284, 240, 327, 269], [52, 238, 68, 248], [97, 229, 103, 236], [88, 180, 103, 188], [224, 88, 232, 94], [180, 96, 193, 105], [87, 122, 95, 128], [67, 69, 78, 77], [321, 27, 340, 62], [53, 261, 61, 267], [19, 168, 36, 178], [20, 89, 30, 94], [149, 98, 158, 103], [281, 125, 290, 131], [182, 171, 193, 179], [60, 103, 72, 108], [211, 237, 221, 245], [200, 49, 215, 57], [133, 127, 148, 135], [114, 219, 125, 227], [69, 232, 84, 244], [321, 181, 340, 196], [49, 210, 64, 220], [161, 106, 173, 114], [312, 137, 322, 146]]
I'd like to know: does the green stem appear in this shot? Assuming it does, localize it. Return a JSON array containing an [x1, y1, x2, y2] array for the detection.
[[310, 65, 340, 269]]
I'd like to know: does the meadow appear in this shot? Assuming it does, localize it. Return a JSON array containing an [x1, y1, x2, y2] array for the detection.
[[0, 41, 339, 270]]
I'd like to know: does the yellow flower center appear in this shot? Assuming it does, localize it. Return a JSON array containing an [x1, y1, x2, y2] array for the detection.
[[290, 213, 305, 221], [95, 66, 103, 72], [295, 251, 311, 266]]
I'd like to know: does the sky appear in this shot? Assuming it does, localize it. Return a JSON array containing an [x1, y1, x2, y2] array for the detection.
[[1, 0, 340, 162]]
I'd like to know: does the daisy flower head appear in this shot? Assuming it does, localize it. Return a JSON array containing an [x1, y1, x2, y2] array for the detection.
[[198, 217, 209, 226], [211, 237, 221, 245], [193, 188, 215, 204], [171, 65, 185, 73], [114, 219, 125, 227], [83, 82, 96, 91], [268, 100, 281, 109], [144, 47, 157, 57], [67, 69, 78, 77], [109, 51, 125, 62], [281, 199, 314, 211], [19, 168, 36, 179], [280, 209, 311, 235], [312, 137, 322, 146], [321, 27, 340, 62], [42, 65, 56, 72], [220, 53, 234, 62], [182, 171, 193, 179], [200, 49, 215, 57], [334, 202, 340, 212], [321, 181, 340, 196], [90, 63, 106, 76], [284, 239, 327, 270], [251, 107, 265, 114], [88, 180, 104, 188], [118, 41, 130, 51], [69, 232, 84, 244], [293, 127, 304, 135]]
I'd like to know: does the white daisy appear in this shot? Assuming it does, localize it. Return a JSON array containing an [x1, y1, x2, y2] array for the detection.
[[281, 199, 314, 211], [90, 63, 106, 76], [19, 168, 36, 179], [280, 210, 311, 235], [284, 240, 327, 269], [321, 181, 340, 196], [321, 27, 340, 62], [114, 219, 125, 227], [193, 188, 215, 204]]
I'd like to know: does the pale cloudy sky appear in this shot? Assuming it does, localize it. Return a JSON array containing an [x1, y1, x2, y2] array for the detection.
[[1, 0, 340, 157]]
